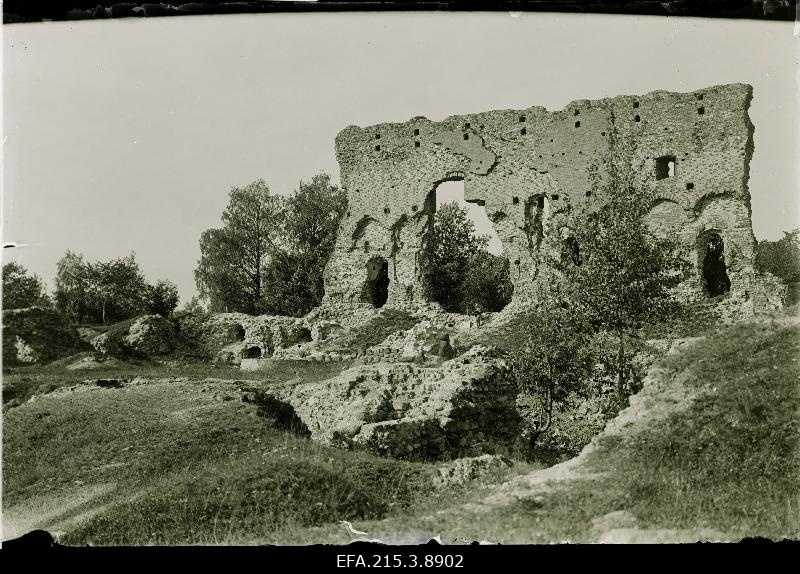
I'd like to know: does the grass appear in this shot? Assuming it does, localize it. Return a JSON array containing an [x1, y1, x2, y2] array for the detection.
[[507, 316, 798, 540], [456, 311, 539, 355], [2, 364, 525, 545], [320, 308, 418, 353], [2, 354, 350, 410], [5, 310, 797, 544], [589, 318, 800, 537], [263, 313, 800, 543]]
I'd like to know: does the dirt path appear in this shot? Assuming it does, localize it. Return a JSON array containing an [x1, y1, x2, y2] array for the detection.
[[2, 483, 116, 542]]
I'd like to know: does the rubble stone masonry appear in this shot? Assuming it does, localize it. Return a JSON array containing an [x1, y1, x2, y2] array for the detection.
[[324, 83, 783, 313]]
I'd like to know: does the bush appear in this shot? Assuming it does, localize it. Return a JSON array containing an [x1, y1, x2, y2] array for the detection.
[[510, 304, 597, 449], [459, 251, 514, 314], [755, 229, 800, 304]]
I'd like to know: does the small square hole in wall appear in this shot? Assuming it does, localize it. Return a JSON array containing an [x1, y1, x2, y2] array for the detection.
[[686, 182, 695, 191], [601, 131, 606, 136], [575, 121, 581, 128], [375, 133, 380, 139], [519, 115, 526, 123], [346, 211, 351, 217], [520, 128, 527, 135], [464, 122, 471, 129], [384, 207, 390, 214], [698, 107, 705, 115], [413, 128, 419, 136], [633, 101, 640, 108], [375, 145, 381, 151], [655, 155, 677, 180], [463, 133, 469, 140], [634, 115, 641, 122], [411, 205, 418, 212], [697, 93, 704, 100], [551, 194, 560, 200], [585, 190, 592, 197], [414, 141, 420, 148], [574, 109, 580, 116], [512, 197, 519, 205]]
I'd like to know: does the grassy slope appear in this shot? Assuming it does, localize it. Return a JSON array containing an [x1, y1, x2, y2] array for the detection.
[[453, 316, 799, 541], [256, 314, 800, 543], [4, 312, 797, 544], [2, 365, 526, 545], [2, 357, 348, 410], [319, 309, 418, 353]]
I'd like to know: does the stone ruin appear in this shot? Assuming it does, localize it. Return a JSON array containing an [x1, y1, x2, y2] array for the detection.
[[323, 82, 785, 313], [260, 345, 520, 461], [4, 84, 787, 461]]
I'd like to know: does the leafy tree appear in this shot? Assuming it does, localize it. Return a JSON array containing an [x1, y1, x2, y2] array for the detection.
[[262, 174, 347, 316], [178, 295, 207, 316], [262, 251, 320, 317], [427, 202, 489, 312], [82, 254, 149, 324], [55, 251, 174, 325], [556, 190, 691, 406], [459, 251, 514, 314], [54, 250, 90, 322], [754, 229, 800, 285], [510, 302, 596, 446], [195, 179, 284, 314], [145, 280, 180, 317], [2, 262, 50, 309]]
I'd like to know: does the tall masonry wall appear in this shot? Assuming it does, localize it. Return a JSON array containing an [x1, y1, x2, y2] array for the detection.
[[323, 83, 781, 312]]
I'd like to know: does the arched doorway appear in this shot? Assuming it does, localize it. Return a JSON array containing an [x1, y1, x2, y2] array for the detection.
[[699, 232, 731, 296], [365, 256, 389, 308]]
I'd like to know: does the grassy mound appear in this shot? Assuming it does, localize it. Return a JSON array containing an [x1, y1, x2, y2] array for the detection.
[[320, 308, 418, 353], [3, 367, 517, 545], [2, 357, 349, 412]]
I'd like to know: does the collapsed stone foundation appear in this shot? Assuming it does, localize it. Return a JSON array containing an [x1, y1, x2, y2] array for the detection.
[[257, 345, 520, 460]]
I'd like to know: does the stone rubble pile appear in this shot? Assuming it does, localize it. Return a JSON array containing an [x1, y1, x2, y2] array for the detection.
[[259, 345, 520, 460]]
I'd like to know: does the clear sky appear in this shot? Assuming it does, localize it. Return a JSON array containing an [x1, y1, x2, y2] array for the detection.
[[3, 12, 798, 305]]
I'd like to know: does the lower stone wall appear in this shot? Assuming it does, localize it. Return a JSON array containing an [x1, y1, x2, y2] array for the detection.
[[259, 345, 520, 460]]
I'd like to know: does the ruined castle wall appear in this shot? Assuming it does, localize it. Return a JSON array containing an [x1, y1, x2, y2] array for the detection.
[[325, 84, 768, 310]]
